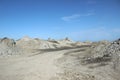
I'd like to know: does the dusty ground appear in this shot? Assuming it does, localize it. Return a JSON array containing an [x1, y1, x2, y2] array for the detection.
[[0, 46, 119, 80], [0, 50, 64, 80]]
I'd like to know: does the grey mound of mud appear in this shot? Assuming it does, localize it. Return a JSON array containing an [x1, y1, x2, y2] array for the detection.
[[0, 37, 23, 56]]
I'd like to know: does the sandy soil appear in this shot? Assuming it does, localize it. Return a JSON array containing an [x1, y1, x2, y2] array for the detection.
[[0, 50, 64, 80], [0, 46, 119, 80]]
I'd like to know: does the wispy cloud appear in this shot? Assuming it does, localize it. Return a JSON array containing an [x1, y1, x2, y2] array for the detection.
[[61, 14, 80, 21], [71, 27, 120, 41], [61, 13, 94, 21], [87, 0, 96, 4]]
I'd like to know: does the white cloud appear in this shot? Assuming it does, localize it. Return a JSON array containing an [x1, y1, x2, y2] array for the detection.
[[85, 12, 94, 16], [61, 13, 94, 21], [61, 14, 80, 21]]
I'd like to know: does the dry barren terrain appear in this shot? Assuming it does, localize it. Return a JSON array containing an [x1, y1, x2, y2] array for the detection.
[[0, 37, 120, 80]]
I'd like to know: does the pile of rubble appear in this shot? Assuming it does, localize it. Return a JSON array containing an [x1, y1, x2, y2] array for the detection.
[[83, 38, 120, 71], [92, 39, 120, 60]]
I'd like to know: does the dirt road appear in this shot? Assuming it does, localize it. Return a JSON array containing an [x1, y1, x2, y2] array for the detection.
[[0, 46, 118, 80], [0, 50, 65, 80]]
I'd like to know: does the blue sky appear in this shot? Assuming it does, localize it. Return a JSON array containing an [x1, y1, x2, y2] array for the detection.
[[0, 0, 120, 41]]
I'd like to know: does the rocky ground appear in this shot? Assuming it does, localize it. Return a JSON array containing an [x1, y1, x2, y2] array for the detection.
[[0, 37, 120, 80]]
